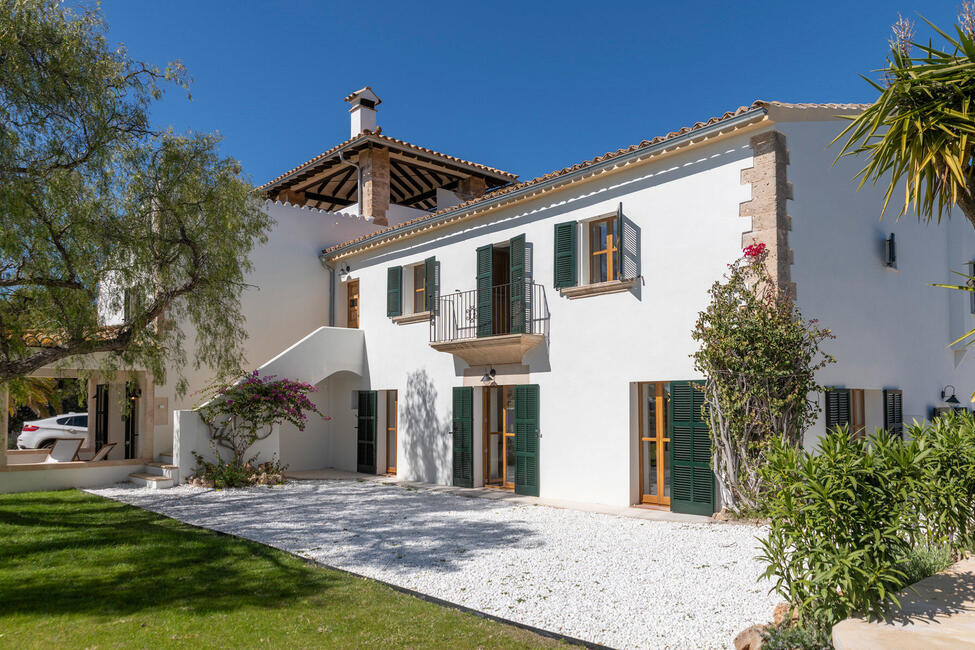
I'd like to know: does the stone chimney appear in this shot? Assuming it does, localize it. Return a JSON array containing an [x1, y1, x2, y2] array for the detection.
[[345, 86, 381, 137], [345, 87, 388, 225]]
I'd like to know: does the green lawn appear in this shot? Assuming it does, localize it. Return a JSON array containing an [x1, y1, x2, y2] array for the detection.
[[0, 490, 570, 649]]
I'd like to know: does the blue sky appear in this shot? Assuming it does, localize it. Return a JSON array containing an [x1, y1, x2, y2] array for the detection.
[[103, 1, 961, 187]]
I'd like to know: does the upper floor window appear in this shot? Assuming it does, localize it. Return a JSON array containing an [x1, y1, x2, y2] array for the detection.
[[413, 263, 426, 313], [589, 216, 619, 284], [554, 203, 639, 298], [387, 257, 437, 320]]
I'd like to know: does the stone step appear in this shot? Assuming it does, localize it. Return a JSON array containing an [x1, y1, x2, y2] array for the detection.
[[146, 462, 180, 483], [158, 451, 173, 464], [128, 472, 174, 490]]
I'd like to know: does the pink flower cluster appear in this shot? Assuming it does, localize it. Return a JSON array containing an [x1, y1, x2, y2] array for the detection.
[[743, 242, 767, 258], [212, 370, 328, 430]]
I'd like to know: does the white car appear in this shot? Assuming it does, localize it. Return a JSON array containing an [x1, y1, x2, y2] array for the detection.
[[17, 412, 89, 450]]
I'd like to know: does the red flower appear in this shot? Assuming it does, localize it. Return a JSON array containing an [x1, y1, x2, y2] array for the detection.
[[743, 242, 767, 258]]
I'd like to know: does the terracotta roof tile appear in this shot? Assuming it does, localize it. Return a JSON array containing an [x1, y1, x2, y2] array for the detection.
[[322, 104, 760, 255], [257, 132, 517, 192], [321, 100, 870, 257], [344, 86, 381, 104]]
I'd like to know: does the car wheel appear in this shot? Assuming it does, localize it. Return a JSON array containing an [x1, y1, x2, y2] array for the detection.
[[40, 440, 55, 450]]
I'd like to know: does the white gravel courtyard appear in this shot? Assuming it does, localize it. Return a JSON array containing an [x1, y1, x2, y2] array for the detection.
[[88, 480, 777, 649]]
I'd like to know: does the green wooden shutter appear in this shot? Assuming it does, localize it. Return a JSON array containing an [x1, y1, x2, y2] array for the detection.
[[514, 384, 540, 496], [884, 389, 904, 438], [510, 234, 526, 334], [476, 244, 493, 337], [616, 202, 624, 280], [424, 256, 437, 312], [452, 386, 474, 487], [553, 221, 577, 288], [669, 380, 714, 516], [825, 389, 851, 432], [357, 390, 377, 473], [386, 266, 402, 317]]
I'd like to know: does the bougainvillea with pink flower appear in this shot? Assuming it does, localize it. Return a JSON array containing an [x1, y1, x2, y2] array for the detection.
[[742, 242, 767, 258], [691, 245, 834, 514], [195, 371, 327, 484]]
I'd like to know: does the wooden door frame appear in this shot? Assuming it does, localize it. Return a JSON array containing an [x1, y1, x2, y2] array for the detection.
[[385, 390, 397, 474], [347, 279, 360, 328], [482, 385, 514, 489], [637, 381, 670, 506]]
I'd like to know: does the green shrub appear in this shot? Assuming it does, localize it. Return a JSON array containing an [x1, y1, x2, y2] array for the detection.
[[907, 412, 975, 549], [762, 623, 833, 650], [191, 452, 288, 488], [758, 412, 975, 629], [759, 428, 914, 627], [899, 543, 954, 588]]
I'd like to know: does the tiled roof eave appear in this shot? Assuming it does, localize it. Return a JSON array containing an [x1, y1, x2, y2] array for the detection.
[[323, 104, 770, 261], [258, 133, 517, 193]]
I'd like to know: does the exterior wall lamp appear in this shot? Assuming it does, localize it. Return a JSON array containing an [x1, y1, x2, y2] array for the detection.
[[942, 385, 961, 405], [481, 368, 496, 383]]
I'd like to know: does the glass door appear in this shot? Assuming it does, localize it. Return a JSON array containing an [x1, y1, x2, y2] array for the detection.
[[638, 382, 670, 506], [347, 279, 359, 328], [385, 390, 397, 474], [483, 386, 515, 489]]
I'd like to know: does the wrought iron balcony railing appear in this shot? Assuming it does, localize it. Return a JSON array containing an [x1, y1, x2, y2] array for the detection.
[[430, 281, 549, 344]]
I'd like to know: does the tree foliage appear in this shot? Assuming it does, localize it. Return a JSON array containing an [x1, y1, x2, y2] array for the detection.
[[0, 0, 271, 392], [833, 8, 975, 228], [692, 245, 834, 513]]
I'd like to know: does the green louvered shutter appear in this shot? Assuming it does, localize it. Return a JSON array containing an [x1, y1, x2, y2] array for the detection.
[[884, 389, 904, 438], [510, 234, 526, 334], [825, 389, 851, 433], [514, 384, 540, 496], [356, 390, 377, 473], [476, 244, 493, 337], [424, 256, 437, 312], [669, 381, 714, 516], [386, 266, 402, 317], [553, 221, 577, 288], [452, 386, 474, 487]]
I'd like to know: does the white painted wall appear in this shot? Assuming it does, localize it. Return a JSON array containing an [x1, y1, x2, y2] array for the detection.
[[0, 463, 146, 493], [336, 133, 757, 505], [153, 202, 381, 458], [781, 120, 975, 447]]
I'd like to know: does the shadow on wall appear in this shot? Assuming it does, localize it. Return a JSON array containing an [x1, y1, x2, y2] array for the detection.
[[401, 369, 451, 484]]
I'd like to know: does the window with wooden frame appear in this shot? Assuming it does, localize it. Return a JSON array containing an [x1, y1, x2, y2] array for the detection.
[[589, 216, 619, 284], [412, 264, 426, 313]]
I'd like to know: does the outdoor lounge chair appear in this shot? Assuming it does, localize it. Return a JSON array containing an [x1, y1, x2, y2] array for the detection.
[[43, 438, 83, 463], [87, 442, 116, 462]]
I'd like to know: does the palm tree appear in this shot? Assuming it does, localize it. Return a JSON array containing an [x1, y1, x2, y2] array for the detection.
[[7, 377, 57, 418], [834, 9, 975, 228], [835, 8, 975, 390]]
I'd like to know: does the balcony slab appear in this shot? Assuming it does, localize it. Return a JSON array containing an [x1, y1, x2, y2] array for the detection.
[[429, 333, 544, 365]]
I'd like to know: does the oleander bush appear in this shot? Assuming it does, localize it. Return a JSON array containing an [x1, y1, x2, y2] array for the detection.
[[759, 411, 975, 633]]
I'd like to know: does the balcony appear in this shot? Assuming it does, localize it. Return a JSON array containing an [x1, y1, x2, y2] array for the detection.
[[430, 281, 549, 365]]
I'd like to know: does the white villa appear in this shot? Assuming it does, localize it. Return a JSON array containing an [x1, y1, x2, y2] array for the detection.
[[4, 88, 974, 514]]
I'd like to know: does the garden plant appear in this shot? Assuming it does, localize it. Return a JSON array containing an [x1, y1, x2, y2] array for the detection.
[[193, 371, 325, 487]]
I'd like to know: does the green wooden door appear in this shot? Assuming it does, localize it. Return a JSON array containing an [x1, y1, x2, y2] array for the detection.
[[509, 234, 526, 334], [476, 245, 493, 338], [514, 384, 540, 496], [452, 386, 474, 487], [669, 381, 715, 516], [357, 390, 377, 473]]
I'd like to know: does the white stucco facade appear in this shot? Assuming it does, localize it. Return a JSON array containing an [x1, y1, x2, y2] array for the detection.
[[93, 100, 975, 514]]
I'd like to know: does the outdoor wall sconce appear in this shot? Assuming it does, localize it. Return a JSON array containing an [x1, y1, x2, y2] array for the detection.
[[884, 233, 896, 268], [942, 385, 961, 405], [481, 368, 497, 383]]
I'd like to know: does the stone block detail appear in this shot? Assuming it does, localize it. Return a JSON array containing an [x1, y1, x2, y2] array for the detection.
[[455, 176, 487, 202], [739, 130, 796, 298], [360, 146, 390, 226]]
